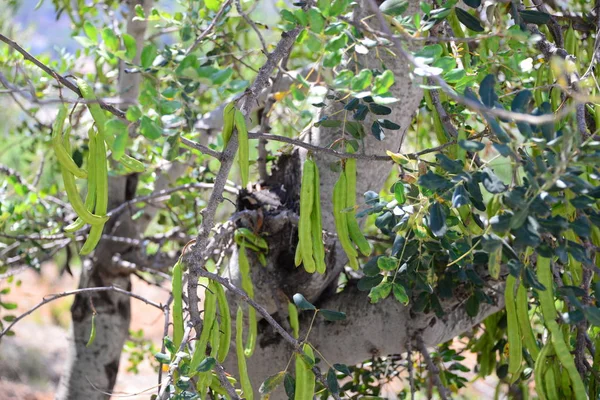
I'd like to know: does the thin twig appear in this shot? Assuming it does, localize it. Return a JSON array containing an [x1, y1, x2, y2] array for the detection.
[[180, 136, 223, 160], [0, 286, 163, 339], [0, 33, 127, 120], [0, 163, 69, 208], [187, 0, 233, 55], [234, 0, 267, 54], [416, 337, 451, 400]]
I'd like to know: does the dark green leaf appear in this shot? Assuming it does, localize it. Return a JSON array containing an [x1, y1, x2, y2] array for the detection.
[[519, 10, 551, 25], [197, 357, 216, 372], [259, 371, 286, 394], [344, 98, 360, 110], [584, 307, 600, 326], [436, 153, 464, 173], [455, 8, 484, 32], [327, 368, 340, 394], [418, 171, 453, 191], [371, 121, 385, 140], [466, 295, 480, 317], [284, 373, 295, 399], [463, 0, 481, 8], [479, 74, 497, 108], [320, 309, 347, 321], [333, 363, 351, 376], [379, 119, 401, 130], [353, 104, 369, 120], [428, 202, 447, 238], [369, 104, 392, 115], [482, 168, 507, 194], [459, 140, 485, 151], [293, 293, 316, 310], [452, 184, 470, 208]]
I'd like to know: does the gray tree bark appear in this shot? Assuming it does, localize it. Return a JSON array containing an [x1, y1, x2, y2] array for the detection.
[[56, 1, 156, 398]]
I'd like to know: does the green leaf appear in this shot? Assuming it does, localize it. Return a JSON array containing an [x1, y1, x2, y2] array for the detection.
[[112, 131, 128, 161], [373, 70, 394, 95], [435, 153, 463, 173], [154, 352, 170, 363], [101, 28, 120, 52], [1, 302, 17, 310], [482, 168, 507, 194], [126, 106, 142, 122], [140, 116, 162, 140], [377, 256, 398, 271], [369, 104, 392, 115], [308, 9, 325, 33], [452, 184, 470, 208], [479, 74, 497, 108], [83, 21, 98, 43], [122, 34, 137, 60], [141, 44, 158, 69], [317, 0, 330, 16], [259, 371, 286, 394], [378, 119, 400, 130], [319, 309, 347, 321], [466, 295, 480, 317], [325, 34, 348, 52], [392, 283, 409, 305], [357, 275, 384, 291], [211, 67, 233, 85], [414, 44, 443, 63], [394, 182, 406, 204], [327, 368, 340, 394], [205, 0, 221, 11], [380, 0, 409, 16], [418, 171, 453, 191], [455, 8, 484, 32], [351, 69, 373, 91], [197, 357, 216, 372], [458, 139, 485, 151], [284, 373, 295, 399], [281, 9, 297, 24], [463, 0, 481, 8], [519, 10, 551, 25], [329, 0, 348, 16], [428, 201, 447, 238], [293, 293, 316, 310], [333, 363, 351, 375], [369, 281, 392, 303], [371, 121, 385, 140]]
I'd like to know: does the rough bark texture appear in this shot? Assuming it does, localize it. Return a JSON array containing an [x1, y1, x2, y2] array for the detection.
[[56, 1, 155, 398]]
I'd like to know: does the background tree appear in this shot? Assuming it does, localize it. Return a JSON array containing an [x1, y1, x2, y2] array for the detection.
[[1, 0, 600, 399]]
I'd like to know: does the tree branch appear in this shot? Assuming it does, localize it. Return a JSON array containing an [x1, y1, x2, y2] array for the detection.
[[0, 286, 163, 339], [0, 33, 127, 120]]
